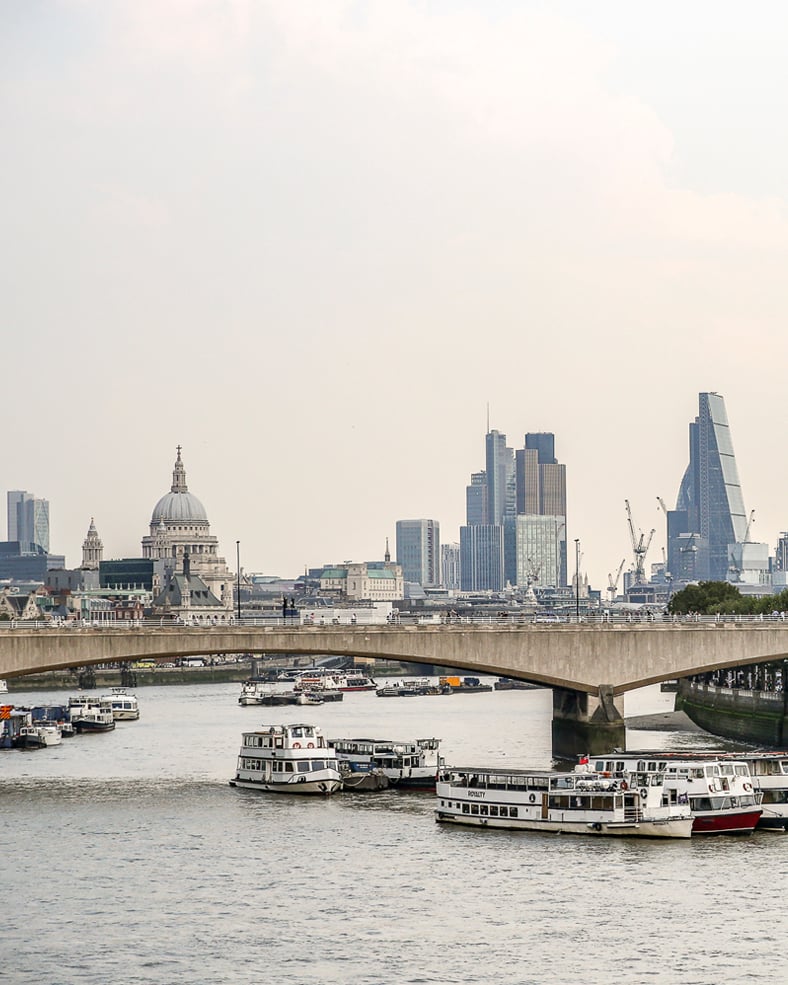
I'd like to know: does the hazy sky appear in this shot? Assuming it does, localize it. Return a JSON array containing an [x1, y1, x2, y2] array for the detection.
[[3, 1, 788, 589]]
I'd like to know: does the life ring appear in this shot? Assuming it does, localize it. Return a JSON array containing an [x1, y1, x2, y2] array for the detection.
[[307, 742, 315, 749], [620, 781, 628, 791], [529, 793, 536, 803], [743, 782, 752, 792], [293, 742, 301, 749], [639, 787, 648, 799]]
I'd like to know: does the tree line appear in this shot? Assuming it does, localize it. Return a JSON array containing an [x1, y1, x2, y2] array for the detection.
[[668, 581, 788, 616]]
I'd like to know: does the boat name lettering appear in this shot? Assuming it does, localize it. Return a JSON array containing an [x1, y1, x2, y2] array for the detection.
[[468, 790, 486, 799]]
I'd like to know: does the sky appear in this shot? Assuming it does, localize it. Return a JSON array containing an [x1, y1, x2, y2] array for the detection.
[[3, 1, 788, 589]]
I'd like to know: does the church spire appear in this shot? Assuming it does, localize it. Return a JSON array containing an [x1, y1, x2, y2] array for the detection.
[[384, 537, 390, 563], [171, 445, 188, 493], [81, 517, 103, 570]]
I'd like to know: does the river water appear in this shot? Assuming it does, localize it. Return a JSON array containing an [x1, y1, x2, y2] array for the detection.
[[1, 680, 785, 985]]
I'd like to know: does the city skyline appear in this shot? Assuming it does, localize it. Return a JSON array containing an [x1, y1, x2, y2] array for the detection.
[[3, 3, 788, 589]]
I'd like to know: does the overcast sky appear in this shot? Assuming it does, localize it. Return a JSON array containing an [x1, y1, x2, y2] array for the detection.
[[3, 1, 788, 589]]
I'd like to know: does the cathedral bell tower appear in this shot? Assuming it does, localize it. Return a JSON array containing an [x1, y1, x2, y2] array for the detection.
[[81, 518, 103, 570]]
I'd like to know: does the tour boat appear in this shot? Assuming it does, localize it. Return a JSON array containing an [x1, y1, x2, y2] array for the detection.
[[435, 766, 694, 838], [590, 754, 762, 835], [230, 723, 342, 795], [375, 679, 451, 697], [101, 688, 140, 721], [329, 737, 443, 790], [623, 750, 788, 832], [294, 671, 376, 692], [238, 680, 271, 705], [68, 696, 116, 734]]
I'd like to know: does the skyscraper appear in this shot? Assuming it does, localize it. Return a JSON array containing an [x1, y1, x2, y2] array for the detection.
[[7, 490, 50, 552], [395, 519, 440, 588], [462, 428, 568, 590], [670, 392, 748, 582]]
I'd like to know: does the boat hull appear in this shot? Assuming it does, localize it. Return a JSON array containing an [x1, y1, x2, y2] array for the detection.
[[73, 719, 116, 733], [230, 775, 341, 795], [434, 811, 693, 838], [691, 810, 762, 835]]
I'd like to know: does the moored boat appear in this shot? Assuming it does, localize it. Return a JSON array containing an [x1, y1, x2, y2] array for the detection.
[[493, 677, 537, 691], [68, 695, 116, 734], [101, 688, 140, 721], [435, 765, 694, 838], [589, 753, 762, 835], [230, 723, 342, 795], [330, 737, 442, 790]]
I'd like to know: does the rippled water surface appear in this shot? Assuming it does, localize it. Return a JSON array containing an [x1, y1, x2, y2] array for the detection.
[[2, 681, 785, 984]]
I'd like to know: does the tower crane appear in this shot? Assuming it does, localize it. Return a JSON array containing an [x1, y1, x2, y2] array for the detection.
[[607, 559, 625, 603], [743, 509, 755, 543], [625, 500, 655, 586]]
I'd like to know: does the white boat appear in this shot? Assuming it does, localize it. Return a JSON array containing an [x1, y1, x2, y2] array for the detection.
[[589, 753, 763, 835], [68, 695, 116, 733], [0, 679, 8, 694], [435, 766, 694, 838], [330, 737, 442, 790], [238, 680, 271, 706], [294, 671, 376, 692], [101, 688, 140, 721], [36, 723, 62, 746], [621, 749, 786, 832], [230, 723, 342, 795]]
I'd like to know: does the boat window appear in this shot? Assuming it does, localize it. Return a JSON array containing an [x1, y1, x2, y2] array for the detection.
[[462, 804, 470, 813], [480, 805, 489, 816], [490, 805, 499, 817], [297, 762, 310, 773], [499, 806, 508, 818], [510, 807, 518, 818], [734, 765, 748, 776], [470, 804, 479, 815], [285, 762, 294, 772]]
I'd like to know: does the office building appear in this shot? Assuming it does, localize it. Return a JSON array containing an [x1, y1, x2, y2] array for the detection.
[[670, 393, 748, 582], [7, 490, 50, 552], [441, 542, 460, 591], [460, 524, 504, 591], [396, 519, 440, 588]]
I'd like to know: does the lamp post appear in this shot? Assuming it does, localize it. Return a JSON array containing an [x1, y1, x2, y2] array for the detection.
[[236, 541, 241, 623], [575, 538, 580, 624]]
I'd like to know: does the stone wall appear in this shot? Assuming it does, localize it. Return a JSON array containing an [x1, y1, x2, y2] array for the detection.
[[676, 679, 788, 746]]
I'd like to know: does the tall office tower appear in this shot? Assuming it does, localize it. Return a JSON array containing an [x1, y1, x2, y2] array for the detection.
[[513, 433, 567, 586], [485, 430, 515, 525], [775, 533, 788, 572], [441, 542, 461, 591], [7, 490, 50, 552], [513, 515, 565, 588], [460, 525, 504, 591], [465, 472, 488, 526], [670, 392, 748, 582], [396, 519, 441, 588]]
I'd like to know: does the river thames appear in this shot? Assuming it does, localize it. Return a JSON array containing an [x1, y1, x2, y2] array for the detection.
[[1, 680, 785, 985]]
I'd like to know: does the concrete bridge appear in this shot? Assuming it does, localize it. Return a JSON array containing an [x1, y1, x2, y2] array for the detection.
[[3, 621, 788, 755]]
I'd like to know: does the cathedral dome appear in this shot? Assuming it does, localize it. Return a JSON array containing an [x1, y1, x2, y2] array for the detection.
[[150, 447, 208, 524]]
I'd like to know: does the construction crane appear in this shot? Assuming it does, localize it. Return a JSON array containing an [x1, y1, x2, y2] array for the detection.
[[607, 559, 625, 603], [625, 500, 656, 586], [743, 509, 755, 543]]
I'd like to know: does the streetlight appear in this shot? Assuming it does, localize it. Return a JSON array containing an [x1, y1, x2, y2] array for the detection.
[[575, 538, 580, 624], [236, 541, 241, 623]]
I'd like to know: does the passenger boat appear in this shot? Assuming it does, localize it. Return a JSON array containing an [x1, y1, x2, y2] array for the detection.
[[68, 696, 116, 734], [230, 723, 342, 795], [238, 680, 273, 705], [622, 750, 788, 832], [30, 703, 75, 736], [330, 737, 443, 789], [294, 671, 376, 692], [101, 688, 140, 721], [435, 766, 694, 838], [338, 761, 390, 792], [589, 754, 762, 835]]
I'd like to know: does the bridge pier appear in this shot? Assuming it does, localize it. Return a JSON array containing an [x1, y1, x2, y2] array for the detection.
[[551, 685, 625, 759]]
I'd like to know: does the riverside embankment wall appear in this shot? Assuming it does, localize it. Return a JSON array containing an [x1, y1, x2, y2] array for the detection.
[[676, 679, 788, 746]]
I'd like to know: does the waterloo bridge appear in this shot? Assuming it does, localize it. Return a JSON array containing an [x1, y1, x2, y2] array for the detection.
[[3, 620, 788, 755]]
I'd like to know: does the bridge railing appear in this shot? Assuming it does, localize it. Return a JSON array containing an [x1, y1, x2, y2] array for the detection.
[[0, 611, 787, 631]]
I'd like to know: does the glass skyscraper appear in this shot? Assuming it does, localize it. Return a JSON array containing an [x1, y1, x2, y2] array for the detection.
[[670, 392, 748, 582]]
